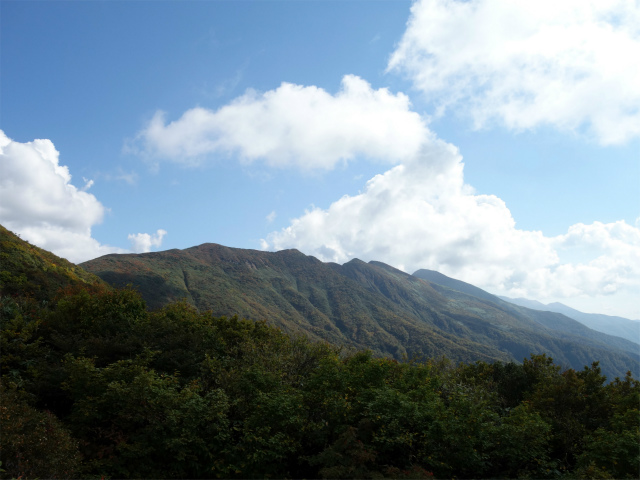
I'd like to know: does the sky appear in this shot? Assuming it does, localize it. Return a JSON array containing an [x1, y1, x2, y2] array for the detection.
[[1, 0, 639, 319]]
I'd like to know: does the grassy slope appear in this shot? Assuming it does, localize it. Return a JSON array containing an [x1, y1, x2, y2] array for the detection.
[[82, 244, 509, 363]]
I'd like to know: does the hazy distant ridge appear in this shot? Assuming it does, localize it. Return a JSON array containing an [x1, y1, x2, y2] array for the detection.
[[499, 296, 640, 346], [412, 269, 640, 358]]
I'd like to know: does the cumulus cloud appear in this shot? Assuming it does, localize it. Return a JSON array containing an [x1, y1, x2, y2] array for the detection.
[[545, 222, 640, 298], [0, 131, 164, 263], [128, 229, 168, 253], [262, 140, 640, 309], [133, 75, 430, 169], [388, 0, 640, 144]]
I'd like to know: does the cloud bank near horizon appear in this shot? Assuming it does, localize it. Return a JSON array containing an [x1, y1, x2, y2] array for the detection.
[[0, 131, 165, 263], [389, 0, 640, 145]]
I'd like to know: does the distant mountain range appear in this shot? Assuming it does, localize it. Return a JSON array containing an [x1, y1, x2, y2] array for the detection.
[[80, 242, 640, 380], [498, 296, 640, 346]]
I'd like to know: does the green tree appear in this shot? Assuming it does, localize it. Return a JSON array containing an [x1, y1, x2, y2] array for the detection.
[[0, 386, 81, 479]]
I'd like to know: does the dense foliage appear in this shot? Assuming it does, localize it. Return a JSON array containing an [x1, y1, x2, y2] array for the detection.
[[1, 284, 638, 479]]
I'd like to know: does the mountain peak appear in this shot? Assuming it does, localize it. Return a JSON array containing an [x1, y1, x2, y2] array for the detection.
[[412, 269, 498, 303]]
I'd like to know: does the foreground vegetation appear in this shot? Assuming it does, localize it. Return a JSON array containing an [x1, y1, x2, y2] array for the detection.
[[1, 283, 638, 479]]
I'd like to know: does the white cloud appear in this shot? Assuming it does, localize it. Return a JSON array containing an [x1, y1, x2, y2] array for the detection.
[[133, 75, 430, 169], [81, 177, 94, 191], [266, 211, 277, 223], [262, 140, 640, 316], [128, 229, 168, 253], [545, 221, 640, 298], [388, 0, 640, 144], [0, 131, 164, 263]]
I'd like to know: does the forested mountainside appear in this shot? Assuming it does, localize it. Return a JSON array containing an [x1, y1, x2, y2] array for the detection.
[[82, 242, 639, 380], [0, 224, 105, 299], [2, 225, 639, 479], [498, 295, 640, 345]]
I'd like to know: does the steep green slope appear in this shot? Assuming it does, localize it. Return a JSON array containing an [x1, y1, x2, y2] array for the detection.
[[413, 268, 499, 303], [0, 224, 105, 300], [82, 243, 639, 379]]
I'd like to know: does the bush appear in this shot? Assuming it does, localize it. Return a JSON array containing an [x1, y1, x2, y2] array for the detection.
[[0, 386, 81, 479]]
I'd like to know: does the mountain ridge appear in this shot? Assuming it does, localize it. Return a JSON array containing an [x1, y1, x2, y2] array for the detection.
[[413, 269, 639, 357], [499, 295, 640, 345], [81, 241, 640, 380]]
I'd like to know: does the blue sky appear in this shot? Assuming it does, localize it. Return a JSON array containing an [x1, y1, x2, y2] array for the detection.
[[1, 0, 639, 319]]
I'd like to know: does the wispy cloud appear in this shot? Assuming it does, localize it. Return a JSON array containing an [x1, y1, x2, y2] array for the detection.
[[97, 168, 139, 186], [112, 169, 138, 185], [81, 177, 95, 191], [266, 210, 276, 223], [214, 68, 244, 98]]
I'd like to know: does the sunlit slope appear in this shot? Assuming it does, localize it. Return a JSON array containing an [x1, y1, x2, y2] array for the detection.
[[0, 224, 105, 300]]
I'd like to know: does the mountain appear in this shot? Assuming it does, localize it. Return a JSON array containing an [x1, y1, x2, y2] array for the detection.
[[79, 243, 507, 363], [499, 296, 640, 346], [81, 243, 639, 379], [0, 224, 105, 300], [412, 268, 500, 303], [5, 226, 639, 480], [414, 269, 639, 358]]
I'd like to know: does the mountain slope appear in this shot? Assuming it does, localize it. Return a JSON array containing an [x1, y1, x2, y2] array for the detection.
[[358, 263, 640, 376], [414, 269, 640, 357], [80, 244, 511, 363], [82, 243, 639, 379], [0, 224, 105, 300], [500, 296, 640, 345]]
